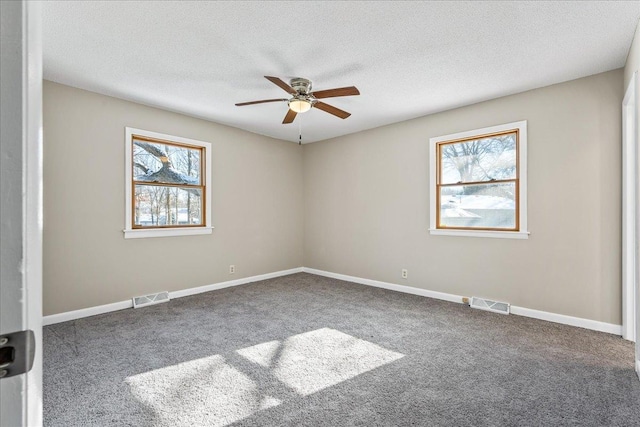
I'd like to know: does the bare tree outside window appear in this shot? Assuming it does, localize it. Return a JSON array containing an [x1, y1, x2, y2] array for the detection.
[[437, 131, 519, 230], [132, 137, 205, 228], [440, 134, 516, 185]]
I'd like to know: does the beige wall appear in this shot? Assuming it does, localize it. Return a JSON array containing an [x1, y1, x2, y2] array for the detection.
[[303, 69, 623, 325], [45, 70, 625, 324], [43, 81, 303, 315], [624, 19, 640, 89]]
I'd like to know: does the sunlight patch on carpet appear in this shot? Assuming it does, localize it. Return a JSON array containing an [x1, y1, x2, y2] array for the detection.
[[236, 340, 281, 367], [237, 327, 404, 395], [125, 328, 402, 426], [125, 354, 281, 427]]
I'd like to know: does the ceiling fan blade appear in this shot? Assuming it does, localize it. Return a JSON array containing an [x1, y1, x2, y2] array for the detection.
[[235, 98, 288, 106], [313, 101, 351, 119], [282, 109, 297, 124], [311, 86, 360, 99], [265, 76, 297, 94]]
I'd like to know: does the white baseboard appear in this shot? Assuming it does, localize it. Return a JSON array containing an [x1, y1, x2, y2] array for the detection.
[[302, 267, 623, 336], [636, 359, 640, 380], [43, 266, 624, 337], [43, 267, 303, 326], [510, 306, 622, 335], [169, 267, 303, 299], [43, 300, 133, 326], [301, 268, 463, 304]]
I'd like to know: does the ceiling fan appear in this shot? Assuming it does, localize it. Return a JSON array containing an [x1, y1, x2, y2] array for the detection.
[[236, 76, 360, 124]]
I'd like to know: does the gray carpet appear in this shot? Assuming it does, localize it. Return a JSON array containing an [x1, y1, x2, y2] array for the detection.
[[44, 273, 640, 426]]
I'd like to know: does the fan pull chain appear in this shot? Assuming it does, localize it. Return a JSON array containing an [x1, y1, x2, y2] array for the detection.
[[298, 115, 303, 145]]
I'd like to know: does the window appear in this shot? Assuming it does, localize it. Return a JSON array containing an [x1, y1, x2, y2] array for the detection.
[[124, 128, 212, 239], [429, 121, 528, 239]]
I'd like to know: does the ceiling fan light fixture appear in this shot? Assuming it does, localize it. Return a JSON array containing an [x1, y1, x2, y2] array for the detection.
[[289, 98, 312, 113]]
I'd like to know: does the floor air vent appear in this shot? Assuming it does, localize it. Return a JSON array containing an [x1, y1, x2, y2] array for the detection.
[[470, 296, 510, 315], [133, 291, 170, 308]]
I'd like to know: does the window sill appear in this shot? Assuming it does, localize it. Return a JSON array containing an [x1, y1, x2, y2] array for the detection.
[[124, 227, 214, 239], [429, 229, 529, 239]]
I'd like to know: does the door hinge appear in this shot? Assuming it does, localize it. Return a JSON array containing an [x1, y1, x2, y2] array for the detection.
[[0, 330, 35, 379]]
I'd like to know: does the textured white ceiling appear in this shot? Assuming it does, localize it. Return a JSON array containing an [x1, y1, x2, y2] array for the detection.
[[43, 1, 640, 143]]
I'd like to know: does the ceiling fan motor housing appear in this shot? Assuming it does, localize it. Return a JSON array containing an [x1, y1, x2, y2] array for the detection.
[[290, 78, 312, 95]]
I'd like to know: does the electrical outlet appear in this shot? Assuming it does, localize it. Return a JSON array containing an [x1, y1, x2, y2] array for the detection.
[[229, 265, 235, 274], [401, 269, 408, 279]]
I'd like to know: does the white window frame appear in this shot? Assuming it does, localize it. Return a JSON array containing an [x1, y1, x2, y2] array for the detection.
[[429, 120, 529, 239], [124, 127, 213, 239]]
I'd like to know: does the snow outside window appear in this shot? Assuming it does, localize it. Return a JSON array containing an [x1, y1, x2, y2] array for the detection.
[[429, 121, 529, 239]]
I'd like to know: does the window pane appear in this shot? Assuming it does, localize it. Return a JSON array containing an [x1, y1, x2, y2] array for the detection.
[[133, 138, 201, 185], [134, 185, 203, 227], [439, 182, 516, 229], [440, 132, 516, 184]]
